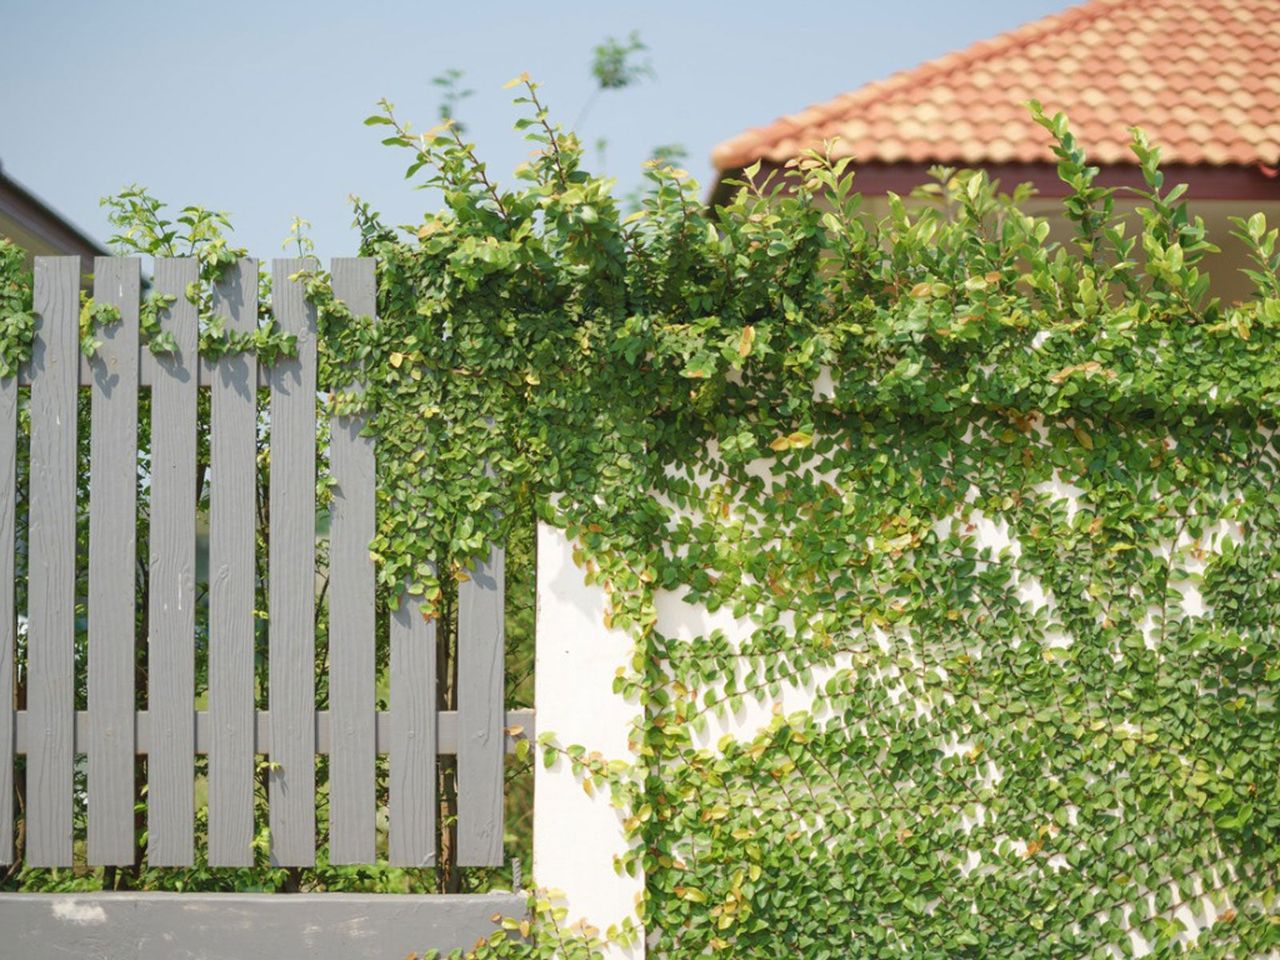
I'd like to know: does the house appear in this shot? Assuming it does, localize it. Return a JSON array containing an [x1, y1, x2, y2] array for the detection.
[[710, 0, 1280, 303], [0, 160, 105, 268]]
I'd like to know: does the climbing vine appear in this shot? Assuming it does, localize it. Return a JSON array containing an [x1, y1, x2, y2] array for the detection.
[[349, 87, 1280, 957], [5, 80, 1280, 956], [94, 186, 299, 362], [0, 239, 33, 380]]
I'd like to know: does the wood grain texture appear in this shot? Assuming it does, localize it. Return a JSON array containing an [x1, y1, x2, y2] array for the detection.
[[87, 258, 141, 866], [456, 545, 505, 866], [145, 259, 198, 866], [26, 257, 79, 867], [267, 259, 317, 867], [207, 260, 258, 867], [389, 598, 436, 866], [0, 371, 15, 865], [326, 258, 377, 864]]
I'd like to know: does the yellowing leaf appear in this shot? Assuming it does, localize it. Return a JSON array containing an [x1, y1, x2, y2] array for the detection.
[[503, 72, 530, 89], [389, 352, 405, 368], [738, 325, 756, 358], [1048, 360, 1114, 384]]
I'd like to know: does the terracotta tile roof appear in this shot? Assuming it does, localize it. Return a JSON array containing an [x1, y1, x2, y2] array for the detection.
[[711, 0, 1280, 172]]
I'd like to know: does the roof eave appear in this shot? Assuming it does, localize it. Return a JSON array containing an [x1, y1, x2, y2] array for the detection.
[[0, 169, 107, 261]]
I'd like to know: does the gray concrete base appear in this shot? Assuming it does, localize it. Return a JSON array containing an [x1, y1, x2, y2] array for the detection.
[[0, 890, 526, 959]]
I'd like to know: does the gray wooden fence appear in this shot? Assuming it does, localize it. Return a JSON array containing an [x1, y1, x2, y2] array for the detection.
[[0, 256, 528, 958]]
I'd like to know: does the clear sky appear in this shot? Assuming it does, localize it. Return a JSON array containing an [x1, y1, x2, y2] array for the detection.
[[3, 0, 1072, 258]]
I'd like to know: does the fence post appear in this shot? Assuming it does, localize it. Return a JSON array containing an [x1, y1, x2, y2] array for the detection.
[[26, 257, 79, 867], [533, 522, 644, 957], [266, 259, 318, 867], [207, 259, 259, 867], [146, 258, 199, 867], [327, 257, 379, 866]]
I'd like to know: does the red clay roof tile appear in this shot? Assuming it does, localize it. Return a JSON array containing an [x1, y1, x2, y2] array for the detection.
[[711, 0, 1280, 171]]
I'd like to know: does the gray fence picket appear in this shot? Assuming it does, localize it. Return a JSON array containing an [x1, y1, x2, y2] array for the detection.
[[326, 258, 377, 864], [457, 546, 505, 866], [146, 259, 199, 866], [389, 598, 436, 866], [0, 368, 14, 865], [267, 259, 317, 867], [26, 257, 79, 867], [87, 257, 141, 865], [207, 260, 259, 867]]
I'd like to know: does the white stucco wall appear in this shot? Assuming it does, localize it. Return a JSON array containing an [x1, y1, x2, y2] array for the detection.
[[533, 522, 644, 958]]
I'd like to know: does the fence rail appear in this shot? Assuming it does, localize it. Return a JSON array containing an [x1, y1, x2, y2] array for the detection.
[[0, 255, 518, 873]]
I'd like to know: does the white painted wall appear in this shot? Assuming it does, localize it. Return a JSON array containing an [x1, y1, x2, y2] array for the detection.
[[533, 522, 644, 958]]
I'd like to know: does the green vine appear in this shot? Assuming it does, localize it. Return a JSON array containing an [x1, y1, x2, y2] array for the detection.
[[87, 185, 299, 362], [343, 86, 1280, 957], [78, 292, 121, 357], [0, 239, 34, 379]]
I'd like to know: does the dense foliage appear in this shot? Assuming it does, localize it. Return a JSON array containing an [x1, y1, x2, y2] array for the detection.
[[6, 78, 1280, 957], [353, 88, 1280, 957]]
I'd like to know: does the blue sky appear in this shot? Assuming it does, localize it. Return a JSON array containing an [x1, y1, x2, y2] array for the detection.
[[3, 0, 1071, 258]]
